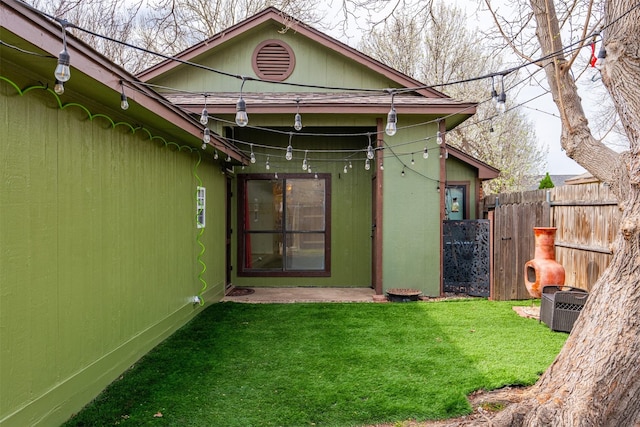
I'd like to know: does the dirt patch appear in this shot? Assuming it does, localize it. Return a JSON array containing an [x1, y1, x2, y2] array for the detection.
[[366, 385, 531, 426]]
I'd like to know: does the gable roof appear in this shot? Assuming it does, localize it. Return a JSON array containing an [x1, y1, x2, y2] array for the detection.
[[1, 0, 243, 161], [446, 145, 500, 180], [138, 7, 450, 100]]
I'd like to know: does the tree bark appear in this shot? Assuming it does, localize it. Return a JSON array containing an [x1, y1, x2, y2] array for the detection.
[[488, 1, 640, 425]]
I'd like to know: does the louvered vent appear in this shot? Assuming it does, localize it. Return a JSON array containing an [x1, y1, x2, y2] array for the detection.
[[252, 40, 295, 81]]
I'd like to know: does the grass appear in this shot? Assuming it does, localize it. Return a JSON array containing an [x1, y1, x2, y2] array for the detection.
[[63, 299, 567, 427]]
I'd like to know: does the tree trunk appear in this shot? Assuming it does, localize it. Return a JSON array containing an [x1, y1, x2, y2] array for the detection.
[[489, 1, 640, 425]]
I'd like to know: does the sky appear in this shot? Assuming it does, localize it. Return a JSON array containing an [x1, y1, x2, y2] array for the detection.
[[324, 0, 592, 176]]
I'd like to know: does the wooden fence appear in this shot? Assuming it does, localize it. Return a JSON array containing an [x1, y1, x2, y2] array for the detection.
[[479, 183, 620, 300]]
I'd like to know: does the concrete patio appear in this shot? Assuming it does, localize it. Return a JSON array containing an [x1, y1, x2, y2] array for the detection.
[[222, 287, 379, 303]]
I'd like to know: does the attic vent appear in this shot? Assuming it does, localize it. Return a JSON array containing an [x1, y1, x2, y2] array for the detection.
[[252, 40, 295, 81]]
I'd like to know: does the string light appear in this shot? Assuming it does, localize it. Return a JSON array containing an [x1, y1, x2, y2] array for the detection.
[[436, 130, 443, 145], [250, 143, 256, 163], [595, 44, 607, 69], [365, 158, 371, 170], [496, 75, 507, 114], [385, 91, 397, 136], [401, 166, 405, 177], [343, 163, 348, 173], [286, 133, 293, 160], [410, 153, 415, 165], [366, 133, 375, 159], [120, 81, 129, 110], [202, 127, 210, 149], [213, 149, 219, 160], [423, 145, 429, 159], [200, 93, 209, 125], [265, 156, 270, 170], [54, 24, 71, 83], [294, 98, 302, 131], [490, 76, 498, 105], [302, 150, 308, 170], [54, 79, 65, 95], [380, 162, 384, 170], [235, 77, 248, 127]]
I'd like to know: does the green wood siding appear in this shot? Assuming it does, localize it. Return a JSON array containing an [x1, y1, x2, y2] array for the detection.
[[446, 156, 479, 219], [0, 79, 226, 426], [381, 121, 442, 297], [151, 21, 398, 93], [231, 127, 372, 287]]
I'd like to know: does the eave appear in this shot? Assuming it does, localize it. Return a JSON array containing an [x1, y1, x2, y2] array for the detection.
[[1, 0, 245, 163]]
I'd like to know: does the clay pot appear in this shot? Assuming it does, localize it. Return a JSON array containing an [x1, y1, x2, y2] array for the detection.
[[524, 227, 565, 298]]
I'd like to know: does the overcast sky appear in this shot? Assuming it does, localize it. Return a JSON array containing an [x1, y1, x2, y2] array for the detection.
[[324, 0, 590, 176]]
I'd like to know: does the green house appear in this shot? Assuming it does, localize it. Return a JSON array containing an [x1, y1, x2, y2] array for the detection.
[[139, 7, 499, 296], [0, 2, 498, 425]]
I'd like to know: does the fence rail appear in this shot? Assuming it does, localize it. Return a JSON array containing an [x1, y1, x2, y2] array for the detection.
[[480, 183, 620, 301]]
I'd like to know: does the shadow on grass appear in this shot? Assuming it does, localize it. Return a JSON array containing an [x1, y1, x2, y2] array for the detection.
[[63, 300, 566, 426]]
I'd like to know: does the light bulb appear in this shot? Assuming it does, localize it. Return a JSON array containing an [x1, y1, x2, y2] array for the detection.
[[226, 154, 231, 162], [423, 147, 429, 159], [54, 80, 65, 95], [265, 157, 270, 170], [367, 144, 374, 160], [344, 164, 348, 173], [380, 163, 384, 170], [214, 150, 219, 160], [385, 107, 397, 136], [120, 91, 129, 110], [411, 154, 415, 165], [200, 108, 208, 125], [201, 142, 207, 150], [314, 173, 318, 179], [275, 172, 278, 179], [365, 158, 371, 170], [401, 168, 405, 177], [203, 127, 211, 144], [294, 113, 302, 131], [235, 98, 248, 127], [496, 98, 506, 114], [250, 152, 256, 164], [595, 46, 606, 69], [349, 161, 353, 169], [436, 131, 443, 145], [302, 158, 307, 171], [286, 144, 293, 161], [54, 49, 71, 82]]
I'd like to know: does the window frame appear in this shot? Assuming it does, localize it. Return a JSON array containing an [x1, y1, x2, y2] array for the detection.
[[237, 173, 332, 277]]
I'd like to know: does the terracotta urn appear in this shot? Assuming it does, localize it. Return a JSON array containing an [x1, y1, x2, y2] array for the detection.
[[524, 227, 565, 298]]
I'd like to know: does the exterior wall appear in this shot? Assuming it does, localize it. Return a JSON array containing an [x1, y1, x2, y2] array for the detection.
[[151, 21, 399, 95], [446, 156, 479, 219], [0, 75, 226, 426], [381, 121, 442, 297], [230, 126, 373, 287]]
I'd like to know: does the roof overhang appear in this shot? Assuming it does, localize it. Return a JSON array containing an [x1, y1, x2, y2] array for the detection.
[[0, 0, 245, 162], [165, 92, 476, 130], [446, 145, 500, 180]]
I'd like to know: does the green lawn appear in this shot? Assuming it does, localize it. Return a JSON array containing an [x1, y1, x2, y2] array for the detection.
[[63, 300, 567, 426]]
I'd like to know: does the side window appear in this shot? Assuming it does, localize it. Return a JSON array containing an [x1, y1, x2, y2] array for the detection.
[[196, 186, 206, 228]]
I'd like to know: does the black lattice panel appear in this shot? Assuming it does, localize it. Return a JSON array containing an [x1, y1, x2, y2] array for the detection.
[[443, 220, 491, 297]]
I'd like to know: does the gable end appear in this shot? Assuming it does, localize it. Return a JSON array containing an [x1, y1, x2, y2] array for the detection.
[[252, 39, 295, 81]]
